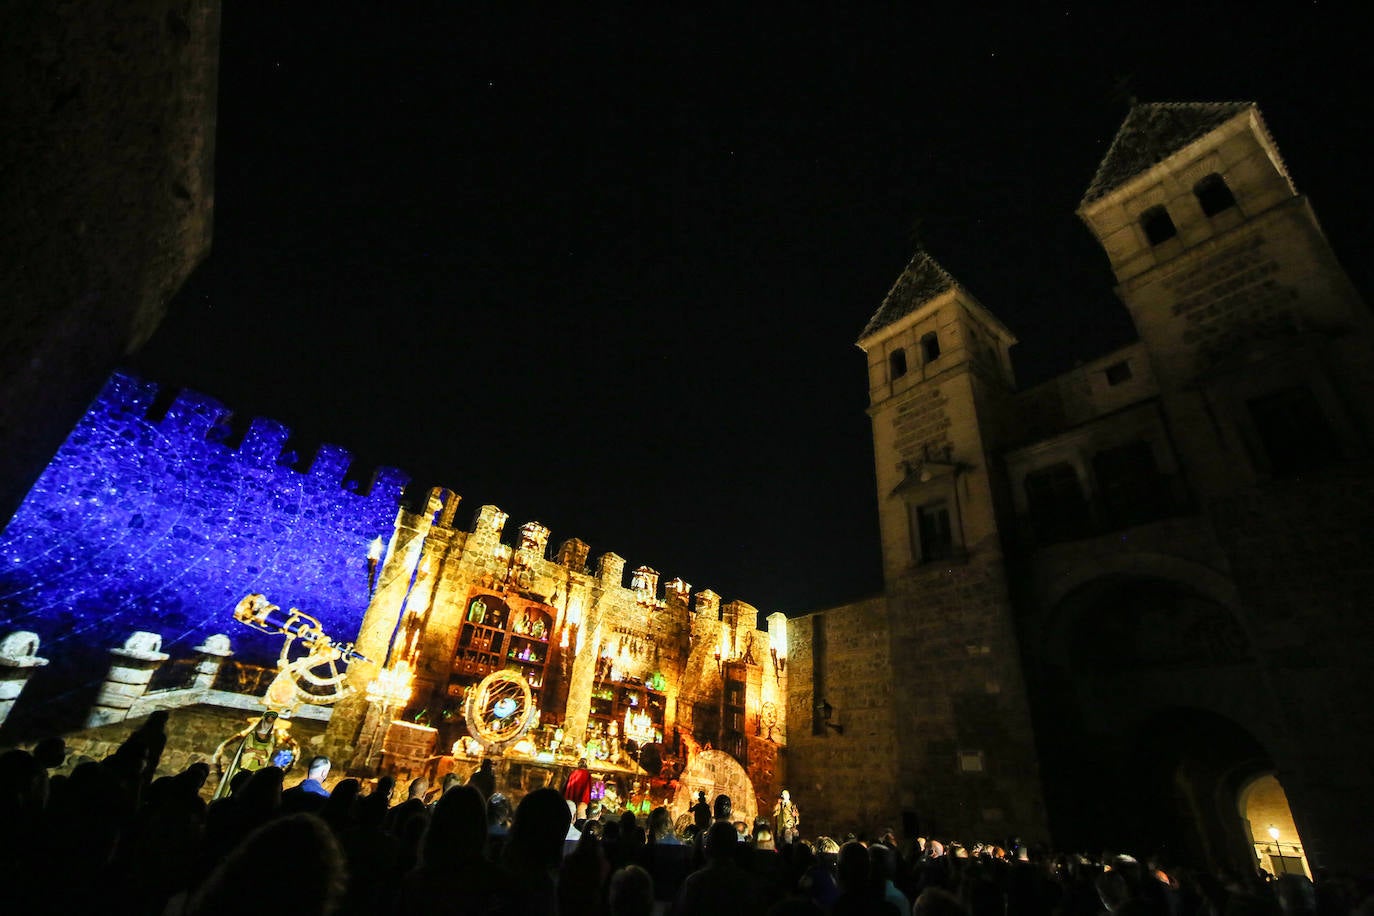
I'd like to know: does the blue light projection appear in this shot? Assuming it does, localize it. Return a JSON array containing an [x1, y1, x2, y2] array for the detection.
[[0, 372, 408, 690]]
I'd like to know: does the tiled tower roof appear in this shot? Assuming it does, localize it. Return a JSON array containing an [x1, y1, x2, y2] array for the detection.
[[859, 248, 957, 341], [1081, 101, 1255, 206]]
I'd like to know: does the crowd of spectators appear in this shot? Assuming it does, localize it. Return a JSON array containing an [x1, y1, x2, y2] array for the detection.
[[1, 716, 1368, 916]]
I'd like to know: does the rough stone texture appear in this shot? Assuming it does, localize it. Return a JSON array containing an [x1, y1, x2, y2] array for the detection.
[[318, 497, 785, 803], [783, 597, 901, 838], [26, 703, 329, 799], [1082, 102, 1254, 205], [0, 0, 221, 527], [837, 102, 1373, 874]]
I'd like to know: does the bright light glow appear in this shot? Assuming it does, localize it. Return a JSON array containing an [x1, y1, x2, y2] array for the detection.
[[368, 537, 384, 562], [719, 629, 730, 660], [366, 659, 413, 707], [624, 707, 655, 744], [1268, 826, 1280, 841], [566, 596, 582, 627]]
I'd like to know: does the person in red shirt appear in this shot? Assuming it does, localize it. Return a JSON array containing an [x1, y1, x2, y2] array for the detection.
[[562, 758, 593, 820]]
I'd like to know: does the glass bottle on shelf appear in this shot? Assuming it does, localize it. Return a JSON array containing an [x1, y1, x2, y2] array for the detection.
[[467, 597, 487, 624]]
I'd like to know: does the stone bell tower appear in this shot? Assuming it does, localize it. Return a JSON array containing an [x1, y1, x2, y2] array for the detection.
[[1077, 102, 1374, 496], [856, 248, 1047, 840]]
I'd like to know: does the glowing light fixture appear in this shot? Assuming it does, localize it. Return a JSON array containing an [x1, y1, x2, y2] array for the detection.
[[769, 613, 788, 682], [366, 659, 413, 709], [1267, 825, 1280, 841], [367, 537, 385, 595]]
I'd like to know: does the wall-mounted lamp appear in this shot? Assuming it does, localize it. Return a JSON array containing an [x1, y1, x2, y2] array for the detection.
[[770, 646, 787, 682], [713, 647, 722, 673], [366, 537, 384, 596], [815, 698, 844, 735]]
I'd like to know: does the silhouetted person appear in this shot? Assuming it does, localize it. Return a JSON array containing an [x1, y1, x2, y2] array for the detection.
[[673, 820, 761, 916], [560, 820, 611, 916], [610, 864, 656, 916], [502, 787, 573, 915], [690, 791, 711, 833], [833, 841, 901, 915], [468, 758, 496, 800], [189, 814, 346, 916], [396, 785, 498, 914], [283, 755, 331, 813]]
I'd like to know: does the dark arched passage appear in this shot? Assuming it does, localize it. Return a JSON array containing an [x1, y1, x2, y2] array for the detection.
[[1027, 576, 1282, 872]]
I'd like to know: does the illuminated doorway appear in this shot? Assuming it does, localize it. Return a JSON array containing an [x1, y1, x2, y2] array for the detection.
[[1240, 774, 1310, 878]]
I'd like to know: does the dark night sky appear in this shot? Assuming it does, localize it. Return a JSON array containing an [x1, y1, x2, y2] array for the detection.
[[133, 4, 1373, 617]]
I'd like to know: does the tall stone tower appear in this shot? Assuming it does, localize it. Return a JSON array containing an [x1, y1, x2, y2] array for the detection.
[[1076, 102, 1374, 869], [1077, 102, 1374, 494], [855, 250, 1047, 840]]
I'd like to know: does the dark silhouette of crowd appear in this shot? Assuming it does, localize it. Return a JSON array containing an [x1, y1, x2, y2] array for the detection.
[[1, 717, 1369, 916]]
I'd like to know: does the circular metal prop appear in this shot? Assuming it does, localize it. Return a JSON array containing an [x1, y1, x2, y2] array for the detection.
[[464, 669, 535, 749]]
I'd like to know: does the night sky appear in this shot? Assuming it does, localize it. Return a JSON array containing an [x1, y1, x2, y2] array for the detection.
[[132, 5, 1373, 617]]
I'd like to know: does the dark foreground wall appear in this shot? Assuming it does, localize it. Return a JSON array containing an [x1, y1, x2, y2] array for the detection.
[[0, 1, 221, 526]]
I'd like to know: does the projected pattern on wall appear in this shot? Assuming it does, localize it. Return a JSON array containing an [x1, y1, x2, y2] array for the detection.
[[0, 372, 407, 675]]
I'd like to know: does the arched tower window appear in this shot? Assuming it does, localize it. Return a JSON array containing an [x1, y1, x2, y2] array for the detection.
[[889, 348, 908, 379], [1194, 173, 1237, 217], [1140, 206, 1177, 246], [920, 332, 941, 364]]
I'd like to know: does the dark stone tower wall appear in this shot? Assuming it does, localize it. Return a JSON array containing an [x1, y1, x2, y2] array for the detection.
[[0, 1, 221, 526]]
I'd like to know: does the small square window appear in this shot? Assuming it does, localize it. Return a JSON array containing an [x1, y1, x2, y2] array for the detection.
[[1140, 206, 1177, 246], [1194, 173, 1237, 217], [913, 501, 954, 562], [920, 332, 941, 364], [958, 750, 985, 773], [1104, 360, 1133, 386], [889, 348, 908, 380]]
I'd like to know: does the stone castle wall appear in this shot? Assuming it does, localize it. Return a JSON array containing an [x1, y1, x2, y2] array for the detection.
[[0, 371, 406, 735]]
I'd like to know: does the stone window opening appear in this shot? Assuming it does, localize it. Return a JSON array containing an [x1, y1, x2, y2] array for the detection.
[[1092, 440, 1168, 529], [1246, 385, 1341, 477], [920, 331, 941, 364], [911, 499, 954, 563], [889, 347, 908, 380], [1104, 360, 1133, 386], [1140, 205, 1177, 246], [1023, 462, 1092, 544], [1194, 173, 1237, 217]]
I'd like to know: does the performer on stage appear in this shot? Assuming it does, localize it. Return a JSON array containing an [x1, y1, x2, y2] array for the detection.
[[212, 711, 283, 800], [773, 788, 800, 845], [562, 757, 592, 820]]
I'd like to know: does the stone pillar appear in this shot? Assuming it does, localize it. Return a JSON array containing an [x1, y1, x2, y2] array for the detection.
[[191, 634, 233, 692], [597, 552, 626, 589], [0, 631, 49, 728], [87, 631, 169, 728], [562, 594, 609, 750], [325, 492, 444, 766]]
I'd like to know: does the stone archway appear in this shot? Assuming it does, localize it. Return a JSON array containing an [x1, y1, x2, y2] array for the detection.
[[1027, 575, 1282, 870], [671, 749, 758, 826]]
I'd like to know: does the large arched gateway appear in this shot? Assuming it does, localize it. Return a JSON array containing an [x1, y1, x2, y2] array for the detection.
[[1026, 575, 1309, 874]]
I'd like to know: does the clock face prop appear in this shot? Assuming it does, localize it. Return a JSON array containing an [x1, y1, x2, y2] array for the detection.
[[464, 669, 535, 750]]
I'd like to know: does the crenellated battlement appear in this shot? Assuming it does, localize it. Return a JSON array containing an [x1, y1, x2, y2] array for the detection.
[[0, 368, 773, 745], [105, 372, 407, 497]]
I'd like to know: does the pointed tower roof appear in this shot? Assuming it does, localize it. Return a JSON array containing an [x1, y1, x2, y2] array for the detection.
[[858, 248, 957, 342], [1081, 101, 1256, 206]]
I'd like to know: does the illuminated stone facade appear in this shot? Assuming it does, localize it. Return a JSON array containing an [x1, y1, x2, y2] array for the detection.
[[789, 103, 1374, 874], [0, 373, 785, 809], [324, 493, 787, 816]]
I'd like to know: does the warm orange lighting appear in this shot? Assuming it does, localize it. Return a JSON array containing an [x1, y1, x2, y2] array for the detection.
[[366, 660, 413, 708]]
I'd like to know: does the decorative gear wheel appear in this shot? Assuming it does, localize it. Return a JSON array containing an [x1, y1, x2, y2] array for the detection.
[[464, 669, 535, 750]]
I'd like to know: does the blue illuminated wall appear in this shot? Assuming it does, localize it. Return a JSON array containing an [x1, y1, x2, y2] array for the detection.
[[0, 372, 408, 698]]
